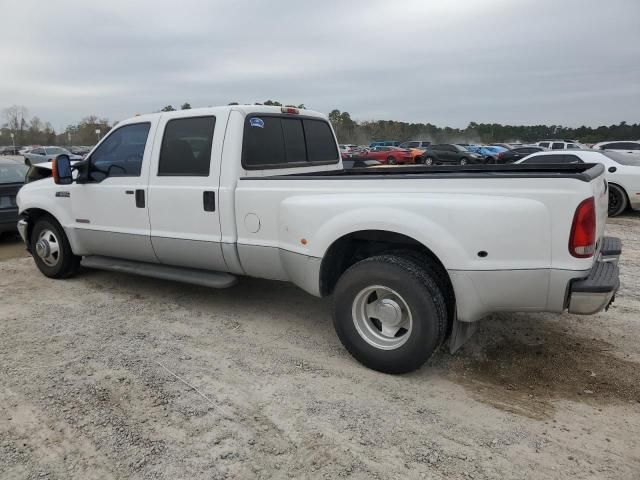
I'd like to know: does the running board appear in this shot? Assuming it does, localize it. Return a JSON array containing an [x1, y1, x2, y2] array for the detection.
[[81, 256, 238, 289]]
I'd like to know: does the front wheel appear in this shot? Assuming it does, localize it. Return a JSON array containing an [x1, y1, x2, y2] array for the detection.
[[424, 157, 434, 166], [30, 216, 80, 278], [459, 158, 468, 165], [332, 254, 448, 374], [608, 184, 628, 217], [387, 156, 397, 165]]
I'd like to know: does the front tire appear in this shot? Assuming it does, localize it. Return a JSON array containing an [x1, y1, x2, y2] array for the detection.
[[30, 216, 80, 278], [608, 184, 628, 217], [459, 158, 468, 165], [387, 156, 397, 165], [424, 157, 434, 166], [332, 254, 448, 374]]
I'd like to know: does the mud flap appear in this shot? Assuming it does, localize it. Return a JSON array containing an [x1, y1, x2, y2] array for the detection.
[[449, 315, 478, 353]]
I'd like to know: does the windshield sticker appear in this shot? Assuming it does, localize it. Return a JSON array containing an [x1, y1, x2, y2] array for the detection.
[[249, 117, 264, 128]]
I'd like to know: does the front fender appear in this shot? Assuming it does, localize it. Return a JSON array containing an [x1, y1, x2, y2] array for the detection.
[[17, 180, 76, 249]]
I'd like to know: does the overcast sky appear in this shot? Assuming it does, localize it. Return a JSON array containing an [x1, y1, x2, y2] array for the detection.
[[2, 0, 639, 130]]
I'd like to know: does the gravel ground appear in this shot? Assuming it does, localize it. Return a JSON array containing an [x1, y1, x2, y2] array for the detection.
[[1, 215, 639, 480]]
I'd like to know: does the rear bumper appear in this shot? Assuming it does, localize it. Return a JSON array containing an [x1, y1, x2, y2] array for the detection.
[[568, 237, 621, 315]]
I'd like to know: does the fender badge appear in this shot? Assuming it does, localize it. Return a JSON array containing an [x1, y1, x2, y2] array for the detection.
[[55, 191, 70, 198], [249, 117, 264, 128]]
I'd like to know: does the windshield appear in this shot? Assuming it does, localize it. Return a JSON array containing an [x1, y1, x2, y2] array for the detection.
[[46, 147, 70, 155], [602, 151, 640, 166], [0, 163, 28, 184]]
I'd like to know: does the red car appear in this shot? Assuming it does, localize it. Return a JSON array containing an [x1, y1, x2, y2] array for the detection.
[[356, 146, 414, 165]]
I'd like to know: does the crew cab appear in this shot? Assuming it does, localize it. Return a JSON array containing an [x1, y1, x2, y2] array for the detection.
[[16, 105, 621, 374]]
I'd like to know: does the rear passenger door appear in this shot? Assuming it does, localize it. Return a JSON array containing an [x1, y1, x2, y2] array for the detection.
[[147, 110, 229, 271]]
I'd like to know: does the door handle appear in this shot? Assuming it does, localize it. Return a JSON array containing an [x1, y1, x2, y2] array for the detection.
[[203, 191, 215, 212], [135, 189, 145, 208]]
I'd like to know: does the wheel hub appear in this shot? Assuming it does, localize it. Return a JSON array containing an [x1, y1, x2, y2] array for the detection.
[[35, 229, 60, 267], [375, 299, 403, 327], [35, 239, 50, 258], [352, 285, 413, 350]]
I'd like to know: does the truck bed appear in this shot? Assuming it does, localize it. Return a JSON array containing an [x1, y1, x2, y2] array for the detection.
[[244, 163, 605, 182]]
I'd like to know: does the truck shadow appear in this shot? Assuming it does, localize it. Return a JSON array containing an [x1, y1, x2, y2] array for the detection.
[[437, 312, 640, 419]]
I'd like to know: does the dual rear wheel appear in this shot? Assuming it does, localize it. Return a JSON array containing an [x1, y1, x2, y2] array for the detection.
[[332, 254, 449, 374]]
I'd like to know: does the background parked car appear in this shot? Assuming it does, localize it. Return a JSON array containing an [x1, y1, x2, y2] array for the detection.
[[536, 140, 585, 150], [464, 145, 508, 163], [23, 146, 83, 166], [0, 146, 22, 155], [517, 149, 640, 216], [495, 145, 547, 163], [369, 140, 400, 148], [423, 144, 485, 165], [592, 141, 640, 156], [356, 146, 414, 165], [0, 159, 29, 234], [488, 143, 513, 150], [398, 140, 431, 149], [69, 145, 93, 156]]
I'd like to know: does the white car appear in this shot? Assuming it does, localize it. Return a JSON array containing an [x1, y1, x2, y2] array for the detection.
[[23, 146, 83, 166], [536, 140, 585, 150], [517, 149, 640, 216], [592, 141, 640, 157], [16, 105, 621, 373]]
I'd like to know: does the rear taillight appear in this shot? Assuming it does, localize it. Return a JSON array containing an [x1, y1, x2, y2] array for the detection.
[[569, 197, 596, 258]]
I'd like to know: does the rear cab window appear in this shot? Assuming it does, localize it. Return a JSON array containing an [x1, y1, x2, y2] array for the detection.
[[242, 114, 339, 170]]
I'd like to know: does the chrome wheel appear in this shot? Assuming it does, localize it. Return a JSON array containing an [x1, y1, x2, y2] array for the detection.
[[460, 158, 468, 165], [424, 157, 433, 166], [352, 285, 413, 350], [35, 229, 60, 267]]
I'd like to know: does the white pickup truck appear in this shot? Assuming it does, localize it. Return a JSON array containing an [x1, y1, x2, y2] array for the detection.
[[16, 105, 621, 373]]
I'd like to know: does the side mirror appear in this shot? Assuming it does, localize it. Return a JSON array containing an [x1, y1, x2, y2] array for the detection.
[[52, 155, 73, 185]]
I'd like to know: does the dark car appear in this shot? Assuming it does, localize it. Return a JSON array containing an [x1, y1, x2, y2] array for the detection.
[[0, 159, 28, 234], [422, 144, 485, 165], [495, 146, 547, 164]]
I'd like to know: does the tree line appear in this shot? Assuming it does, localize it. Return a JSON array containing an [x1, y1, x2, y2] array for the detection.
[[328, 110, 640, 145], [1, 103, 638, 147]]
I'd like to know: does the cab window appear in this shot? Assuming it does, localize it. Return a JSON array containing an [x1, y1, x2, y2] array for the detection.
[[89, 123, 151, 181], [242, 115, 339, 169], [158, 116, 216, 176]]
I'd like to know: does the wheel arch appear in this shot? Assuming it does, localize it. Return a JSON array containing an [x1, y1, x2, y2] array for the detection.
[[22, 207, 58, 244], [318, 230, 455, 321]]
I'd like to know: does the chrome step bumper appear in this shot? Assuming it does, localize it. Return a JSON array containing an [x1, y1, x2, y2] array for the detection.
[[568, 239, 621, 315]]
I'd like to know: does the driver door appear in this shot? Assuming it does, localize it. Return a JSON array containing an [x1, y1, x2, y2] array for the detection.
[[69, 119, 159, 263]]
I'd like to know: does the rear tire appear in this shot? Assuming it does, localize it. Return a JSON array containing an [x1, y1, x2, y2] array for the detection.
[[459, 158, 468, 165], [387, 156, 397, 165], [424, 157, 434, 166], [608, 184, 628, 217], [332, 254, 448, 374], [30, 216, 80, 278]]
